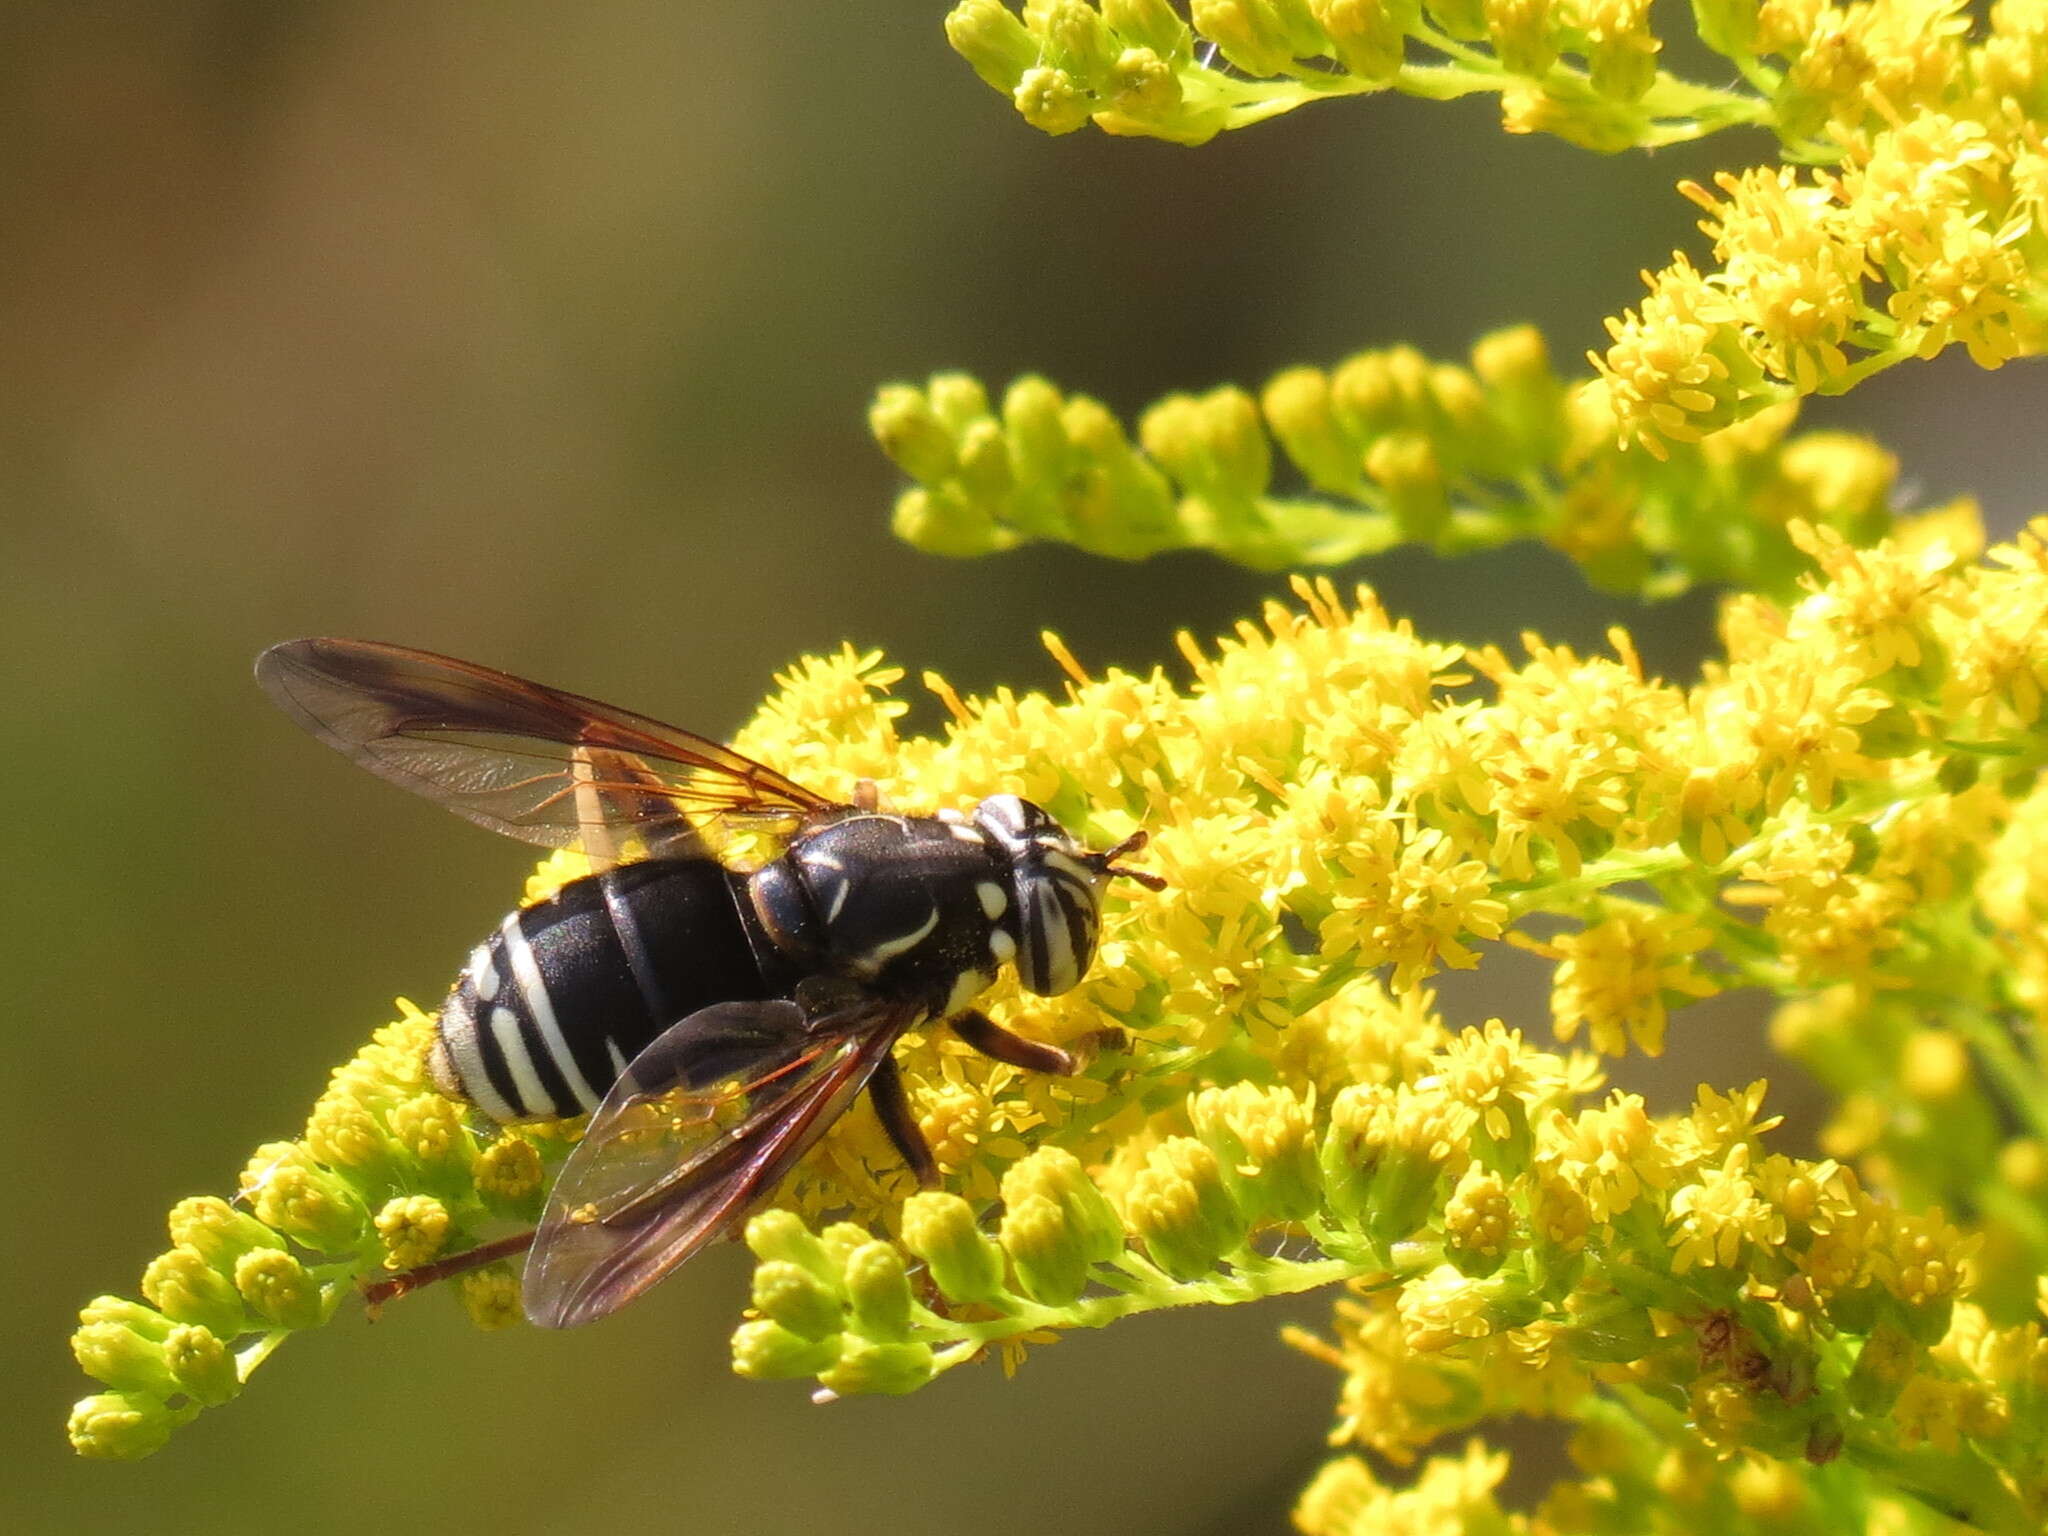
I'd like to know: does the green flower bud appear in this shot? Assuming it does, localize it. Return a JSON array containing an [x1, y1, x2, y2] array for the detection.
[[819, 1336, 936, 1397], [374, 1194, 451, 1270], [386, 1092, 473, 1183], [926, 371, 992, 432], [893, 486, 1009, 558], [819, 1221, 875, 1277], [239, 1143, 371, 1254], [68, 1391, 187, 1461], [140, 1246, 250, 1339], [1001, 1193, 1091, 1305], [946, 0, 1040, 91], [1262, 368, 1366, 496], [1310, 0, 1408, 81], [1442, 1166, 1513, 1276], [1329, 351, 1409, 443], [1192, 0, 1296, 75], [1471, 323, 1564, 459], [1108, 46, 1182, 118], [72, 1321, 179, 1397], [163, 1325, 240, 1408], [871, 384, 960, 484], [1483, 0, 1557, 76], [165, 1196, 285, 1274], [900, 1192, 1008, 1304], [1588, 31, 1658, 104], [79, 1296, 175, 1342], [843, 1242, 916, 1342], [955, 418, 1016, 505], [1845, 1320, 1915, 1415], [1014, 65, 1096, 134], [473, 1134, 546, 1217], [752, 1260, 847, 1342], [1188, 1082, 1321, 1223], [1003, 375, 1074, 488], [1124, 1137, 1246, 1280], [732, 1319, 842, 1381], [1423, 0, 1486, 38], [745, 1209, 835, 1277], [1002, 1146, 1125, 1263], [233, 1249, 325, 1331], [1039, 0, 1120, 90], [1365, 431, 1449, 541], [456, 1266, 523, 1331], [1106, 0, 1194, 55]]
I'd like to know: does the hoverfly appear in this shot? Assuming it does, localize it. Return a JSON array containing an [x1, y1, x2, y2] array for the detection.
[[257, 639, 1161, 1328]]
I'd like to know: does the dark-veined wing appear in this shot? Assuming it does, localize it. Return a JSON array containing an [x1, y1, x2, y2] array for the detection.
[[522, 998, 906, 1328], [256, 638, 835, 860]]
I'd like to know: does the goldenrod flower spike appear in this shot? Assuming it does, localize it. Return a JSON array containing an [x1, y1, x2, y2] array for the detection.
[[873, 336, 1927, 600]]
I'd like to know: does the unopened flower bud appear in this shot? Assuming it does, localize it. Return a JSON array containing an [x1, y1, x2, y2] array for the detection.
[[871, 384, 960, 484], [141, 1246, 249, 1339], [732, 1319, 842, 1380], [72, 1321, 179, 1397], [819, 1336, 935, 1396], [233, 1249, 324, 1331], [67, 1391, 185, 1461], [745, 1209, 835, 1277], [166, 1197, 285, 1275], [1001, 1192, 1090, 1305], [239, 1143, 371, 1254], [1123, 1137, 1246, 1280], [374, 1195, 450, 1271], [843, 1242, 916, 1342], [163, 1324, 240, 1407], [458, 1266, 524, 1330], [901, 1192, 1008, 1304], [1263, 368, 1365, 495], [752, 1260, 847, 1342], [947, 0, 1039, 91], [1014, 65, 1096, 134]]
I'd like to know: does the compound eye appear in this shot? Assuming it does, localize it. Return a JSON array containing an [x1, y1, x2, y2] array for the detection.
[[1012, 863, 1101, 997]]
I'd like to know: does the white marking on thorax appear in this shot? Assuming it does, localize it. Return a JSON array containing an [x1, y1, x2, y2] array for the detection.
[[976, 881, 1007, 919], [823, 873, 851, 923], [859, 904, 940, 969], [499, 913, 601, 1110], [948, 822, 986, 844], [943, 967, 992, 1016], [988, 927, 1017, 965]]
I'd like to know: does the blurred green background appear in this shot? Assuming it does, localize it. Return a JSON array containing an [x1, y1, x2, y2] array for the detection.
[[7, 6, 2043, 1534]]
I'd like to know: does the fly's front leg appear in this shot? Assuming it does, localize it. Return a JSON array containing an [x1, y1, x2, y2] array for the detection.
[[866, 1051, 940, 1190], [951, 1009, 1124, 1076]]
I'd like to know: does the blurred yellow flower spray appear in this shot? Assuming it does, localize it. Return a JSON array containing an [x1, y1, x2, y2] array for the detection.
[[68, 4, 2048, 1531]]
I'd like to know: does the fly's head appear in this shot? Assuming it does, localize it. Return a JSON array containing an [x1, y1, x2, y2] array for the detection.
[[970, 794, 1163, 996]]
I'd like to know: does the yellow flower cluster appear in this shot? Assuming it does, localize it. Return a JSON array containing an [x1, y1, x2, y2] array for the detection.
[[1576, 0, 2048, 455], [72, 515, 2048, 1500]]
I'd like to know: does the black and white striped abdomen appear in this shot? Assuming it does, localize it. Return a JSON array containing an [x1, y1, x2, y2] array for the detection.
[[431, 858, 789, 1122]]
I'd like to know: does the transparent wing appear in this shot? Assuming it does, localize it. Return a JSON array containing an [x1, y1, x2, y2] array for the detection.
[[522, 998, 905, 1328], [256, 638, 835, 861]]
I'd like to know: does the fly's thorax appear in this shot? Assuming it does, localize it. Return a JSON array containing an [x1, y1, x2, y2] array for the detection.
[[748, 812, 1019, 1007], [970, 794, 1108, 996]]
